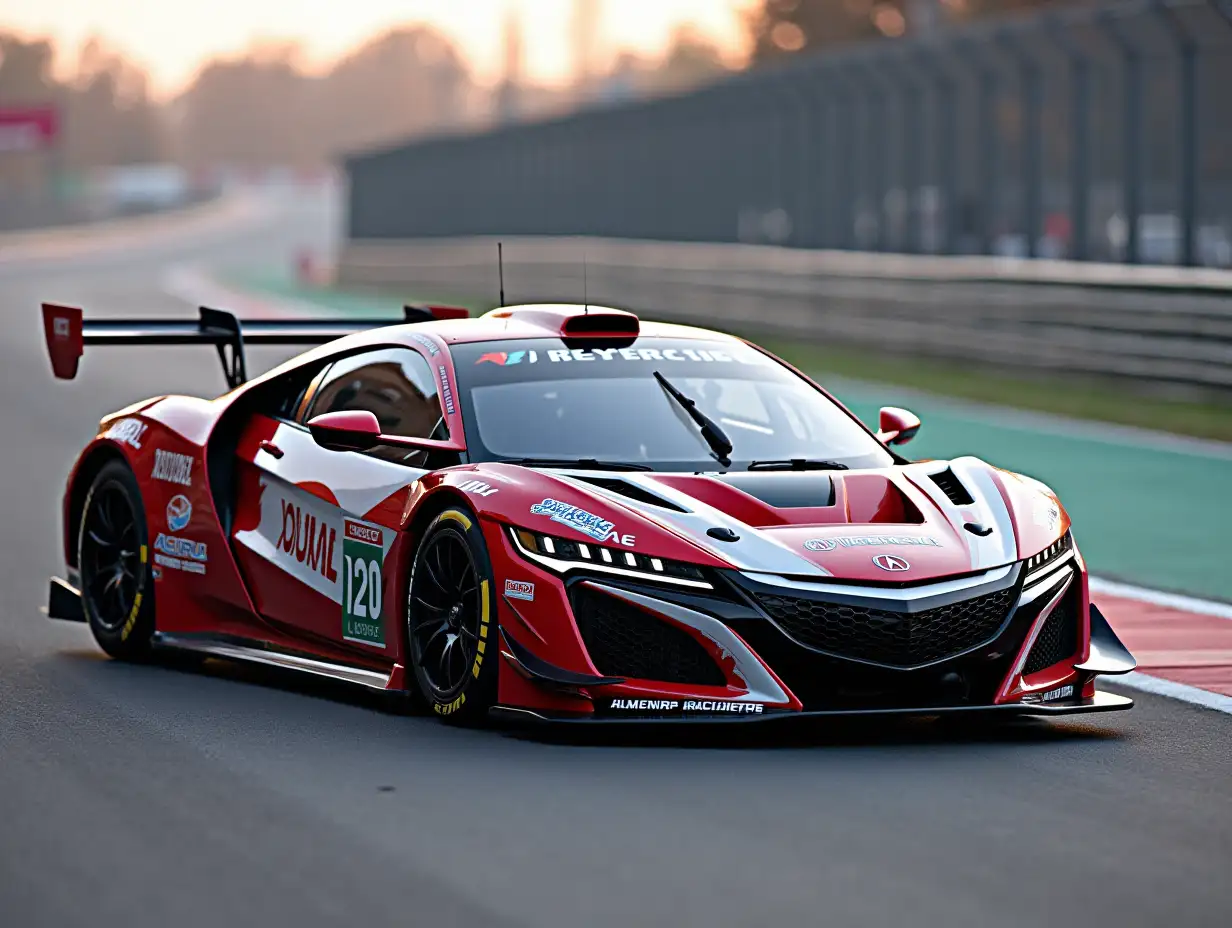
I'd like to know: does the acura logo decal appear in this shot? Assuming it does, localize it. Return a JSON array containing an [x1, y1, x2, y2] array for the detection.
[[872, 554, 910, 572]]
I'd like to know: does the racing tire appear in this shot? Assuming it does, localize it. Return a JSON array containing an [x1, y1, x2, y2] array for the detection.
[[406, 507, 498, 725], [78, 460, 156, 660]]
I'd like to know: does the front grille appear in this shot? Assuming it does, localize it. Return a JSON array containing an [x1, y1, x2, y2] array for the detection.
[[753, 587, 1017, 669], [569, 585, 726, 686], [1023, 590, 1079, 675]]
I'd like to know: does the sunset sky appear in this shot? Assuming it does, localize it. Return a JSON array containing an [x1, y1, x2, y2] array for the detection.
[[0, 0, 753, 96]]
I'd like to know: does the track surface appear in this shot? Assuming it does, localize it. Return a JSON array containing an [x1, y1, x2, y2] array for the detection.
[[1, 192, 1229, 928]]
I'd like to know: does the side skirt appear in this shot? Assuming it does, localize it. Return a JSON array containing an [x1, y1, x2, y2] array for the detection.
[[152, 632, 396, 691]]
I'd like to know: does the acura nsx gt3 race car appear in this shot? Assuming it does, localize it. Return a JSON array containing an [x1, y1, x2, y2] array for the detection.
[[41, 300, 1136, 725]]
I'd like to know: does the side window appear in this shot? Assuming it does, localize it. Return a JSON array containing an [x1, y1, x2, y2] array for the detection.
[[306, 348, 453, 467]]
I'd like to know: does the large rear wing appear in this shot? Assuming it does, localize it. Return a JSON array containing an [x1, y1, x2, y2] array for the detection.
[[41, 302, 468, 389]]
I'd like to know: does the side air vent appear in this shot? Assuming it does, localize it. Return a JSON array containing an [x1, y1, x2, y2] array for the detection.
[[930, 469, 975, 506], [572, 476, 691, 513]]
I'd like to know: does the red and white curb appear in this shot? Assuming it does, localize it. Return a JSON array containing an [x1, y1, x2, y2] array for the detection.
[[1091, 578, 1232, 715]]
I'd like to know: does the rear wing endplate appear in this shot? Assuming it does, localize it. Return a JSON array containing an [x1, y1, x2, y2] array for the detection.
[[41, 302, 468, 389]]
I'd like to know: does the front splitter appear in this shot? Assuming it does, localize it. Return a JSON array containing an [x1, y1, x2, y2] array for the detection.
[[490, 689, 1133, 726]]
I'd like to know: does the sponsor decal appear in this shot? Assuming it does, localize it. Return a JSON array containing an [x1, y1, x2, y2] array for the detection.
[[872, 554, 911, 572], [408, 332, 440, 356], [804, 535, 941, 552], [151, 449, 193, 486], [342, 518, 386, 647], [53, 317, 70, 338], [529, 498, 629, 544], [237, 481, 392, 608], [165, 494, 192, 532], [104, 418, 146, 449], [153, 533, 208, 575], [457, 479, 498, 497], [477, 347, 771, 367], [1023, 684, 1076, 704], [278, 499, 339, 583], [504, 579, 535, 601], [476, 350, 536, 366], [608, 699, 765, 715], [437, 364, 455, 415]]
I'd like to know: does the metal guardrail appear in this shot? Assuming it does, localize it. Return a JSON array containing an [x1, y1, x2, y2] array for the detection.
[[338, 236, 1232, 391], [347, 0, 1232, 271]]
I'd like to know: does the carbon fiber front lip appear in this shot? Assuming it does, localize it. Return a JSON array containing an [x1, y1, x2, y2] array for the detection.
[[491, 689, 1133, 726]]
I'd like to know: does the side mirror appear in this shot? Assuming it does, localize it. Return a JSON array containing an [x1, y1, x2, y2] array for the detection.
[[307, 410, 382, 452], [876, 406, 921, 446]]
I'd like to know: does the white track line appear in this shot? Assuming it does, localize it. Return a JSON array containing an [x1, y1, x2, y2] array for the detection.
[[1090, 577, 1232, 621], [1109, 673, 1232, 716]]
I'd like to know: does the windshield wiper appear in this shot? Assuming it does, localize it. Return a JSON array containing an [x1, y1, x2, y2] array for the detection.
[[747, 458, 850, 472], [498, 457, 653, 472], [653, 371, 733, 467]]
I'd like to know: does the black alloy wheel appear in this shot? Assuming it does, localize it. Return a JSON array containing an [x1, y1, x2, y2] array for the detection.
[[407, 509, 497, 723], [79, 460, 155, 659]]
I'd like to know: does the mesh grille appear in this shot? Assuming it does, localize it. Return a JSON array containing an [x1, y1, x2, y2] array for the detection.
[[754, 587, 1016, 669], [1023, 592, 1079, 675], [570, 585, 726, 686]]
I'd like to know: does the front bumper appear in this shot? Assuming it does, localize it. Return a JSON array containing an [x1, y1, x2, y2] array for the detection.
[[501, 556, 1136, 723]]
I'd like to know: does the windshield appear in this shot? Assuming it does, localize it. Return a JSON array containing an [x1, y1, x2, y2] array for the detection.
[[452, 337, 894, 471]]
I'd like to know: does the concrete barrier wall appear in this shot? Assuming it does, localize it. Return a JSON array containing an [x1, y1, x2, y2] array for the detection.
[[338, 237, 1232, 392]]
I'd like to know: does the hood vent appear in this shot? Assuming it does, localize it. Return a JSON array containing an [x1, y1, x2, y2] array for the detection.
[[572, 476, 691, 513], [715, 472, 835, 509], [930, 469, 974, 506]]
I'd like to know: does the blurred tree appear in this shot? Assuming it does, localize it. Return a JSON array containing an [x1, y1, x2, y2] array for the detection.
[[64, 37, 168, 170], [177, 27, 470, 169], [650, 26, 731, 95], [746, 0, 1071, 64], [177, 43, 309, 169], [314, 27, 470, 154], [0, 33, 56, 102], [0, 32, 166, 219]]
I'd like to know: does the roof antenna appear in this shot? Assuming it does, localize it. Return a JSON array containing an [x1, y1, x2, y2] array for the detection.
[[583, 253, 589, 314], [497, 242, 506, 308]]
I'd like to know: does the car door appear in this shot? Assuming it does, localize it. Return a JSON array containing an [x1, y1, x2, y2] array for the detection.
[[231, 346, 458, 655]]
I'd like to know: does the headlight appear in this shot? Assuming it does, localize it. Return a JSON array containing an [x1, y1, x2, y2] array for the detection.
[[508, 526, 712, 589], [1023, 531, 1073, 582]]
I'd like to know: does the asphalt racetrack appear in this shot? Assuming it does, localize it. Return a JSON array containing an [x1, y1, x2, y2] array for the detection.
[[1, 191, 1229, 927]]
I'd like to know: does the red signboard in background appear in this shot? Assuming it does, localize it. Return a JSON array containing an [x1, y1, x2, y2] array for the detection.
[[0, 107, 59, 153]]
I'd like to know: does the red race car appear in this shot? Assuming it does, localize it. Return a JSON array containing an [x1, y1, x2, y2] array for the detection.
[[42, 301, 1136, 725]]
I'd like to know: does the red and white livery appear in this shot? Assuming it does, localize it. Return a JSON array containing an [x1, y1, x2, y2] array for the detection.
[[42, 300, 1135, 725]]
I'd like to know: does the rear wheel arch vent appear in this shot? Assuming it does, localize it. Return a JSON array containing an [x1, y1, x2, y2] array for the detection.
[[930, 469, 975, 506]]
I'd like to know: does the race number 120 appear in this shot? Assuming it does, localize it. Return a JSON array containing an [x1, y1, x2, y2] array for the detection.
[[342, 518, 386, 647]]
